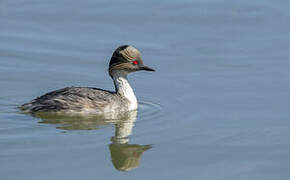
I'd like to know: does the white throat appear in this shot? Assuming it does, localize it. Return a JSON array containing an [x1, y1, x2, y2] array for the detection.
[[111, 70, 138, 111]]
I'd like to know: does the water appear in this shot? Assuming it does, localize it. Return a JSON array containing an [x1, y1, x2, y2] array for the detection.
[[1, 0, 290, 179]]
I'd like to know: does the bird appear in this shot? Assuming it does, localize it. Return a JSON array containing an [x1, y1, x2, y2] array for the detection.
[[20, 45, 155, 114]]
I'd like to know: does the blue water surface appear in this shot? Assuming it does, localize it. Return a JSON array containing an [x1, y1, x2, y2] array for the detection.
[[1, 0, 290, 179]]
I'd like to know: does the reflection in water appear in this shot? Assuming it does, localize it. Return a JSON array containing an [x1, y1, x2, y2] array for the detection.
[[109, 111, 151, 171], [29, 110, 151, 171]]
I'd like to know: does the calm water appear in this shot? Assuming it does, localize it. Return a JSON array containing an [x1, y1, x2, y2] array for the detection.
[[1, 0, 290, 179]]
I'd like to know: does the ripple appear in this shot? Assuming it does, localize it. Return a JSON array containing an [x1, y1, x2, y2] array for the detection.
[[138, 101, 163, 121], [0, 96, 24, 114], [0, 94, 163, 130], [1, 95, 163, 116]]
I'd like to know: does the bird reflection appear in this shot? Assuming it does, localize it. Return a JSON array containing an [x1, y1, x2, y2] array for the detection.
[[28, 110, 151, 171], [109, 111, 151, 171]]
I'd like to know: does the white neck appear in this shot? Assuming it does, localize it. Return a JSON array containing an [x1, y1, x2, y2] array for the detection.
[[111, 70, 138, 111]]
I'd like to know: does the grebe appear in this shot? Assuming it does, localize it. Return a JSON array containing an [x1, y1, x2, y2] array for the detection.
[[20, 45, 155, 114]]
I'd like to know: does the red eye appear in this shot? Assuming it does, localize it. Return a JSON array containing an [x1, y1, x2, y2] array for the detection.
[[133, 60, 138, 65]]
